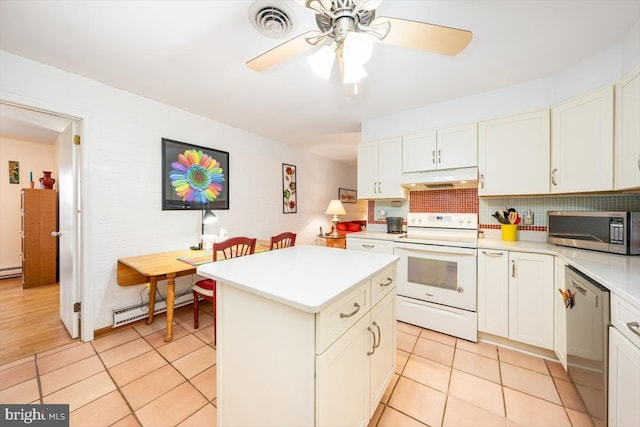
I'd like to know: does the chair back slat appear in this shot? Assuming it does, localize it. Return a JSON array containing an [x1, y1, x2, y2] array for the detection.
[[270, 232, 297, 250], [213, 237, 257, 261]]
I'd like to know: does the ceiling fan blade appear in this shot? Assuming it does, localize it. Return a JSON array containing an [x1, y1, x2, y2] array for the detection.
[[246, 31, 319, 72], [378, 16, 472, 56]]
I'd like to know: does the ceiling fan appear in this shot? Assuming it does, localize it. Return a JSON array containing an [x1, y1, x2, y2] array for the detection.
[[246, 0, 473, 93]]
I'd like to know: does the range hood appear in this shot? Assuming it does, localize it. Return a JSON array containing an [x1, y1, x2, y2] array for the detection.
[[401, 167, 478, 190]]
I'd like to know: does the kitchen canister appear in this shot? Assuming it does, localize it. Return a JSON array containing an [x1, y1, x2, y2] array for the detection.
[[501, 224, 517, 241]]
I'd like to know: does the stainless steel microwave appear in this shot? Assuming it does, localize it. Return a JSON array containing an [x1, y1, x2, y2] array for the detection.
[[547, 211, 640, 255]]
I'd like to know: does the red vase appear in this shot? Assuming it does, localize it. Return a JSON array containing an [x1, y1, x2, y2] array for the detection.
[[39, 171, 55, 189]]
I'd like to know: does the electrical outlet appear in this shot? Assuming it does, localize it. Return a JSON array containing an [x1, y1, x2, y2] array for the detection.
[[145, 283, 151, 296]]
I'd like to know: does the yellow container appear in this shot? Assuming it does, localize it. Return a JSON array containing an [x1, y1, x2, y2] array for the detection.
[[501, 224, 518, 241]]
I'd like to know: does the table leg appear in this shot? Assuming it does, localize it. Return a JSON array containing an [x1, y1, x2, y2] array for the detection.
[[164, 273, 176, 342], [146, 277, 158, 325]]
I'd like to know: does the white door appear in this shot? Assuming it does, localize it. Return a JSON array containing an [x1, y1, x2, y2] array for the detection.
[[57, 121, 80, 338]]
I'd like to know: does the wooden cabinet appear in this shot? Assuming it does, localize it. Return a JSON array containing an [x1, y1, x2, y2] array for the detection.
[[402, 123, 477, 173], [346, 237, 394, 254], [609, 326, 640, 427], [478, 110, 550, 195], [357, 138, 407, 200], [477, 250, 554, 350], [615, 67, 640, 190], [554, 257, 567, 369], [551, 86, 614, 193], [316, 235, 346, 249], [21, 189, 57, 288]]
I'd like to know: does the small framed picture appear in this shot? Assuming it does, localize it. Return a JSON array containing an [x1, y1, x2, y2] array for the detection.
[[339, 188, 357, 203], [282, 163, 297, 213]]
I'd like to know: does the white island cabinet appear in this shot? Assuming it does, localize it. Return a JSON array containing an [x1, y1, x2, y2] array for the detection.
[[197, 245, 398, 427]]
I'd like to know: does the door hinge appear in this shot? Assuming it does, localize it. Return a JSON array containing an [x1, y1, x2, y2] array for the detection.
[[73, 134, 81, 145], [73, 302, 81, 312]]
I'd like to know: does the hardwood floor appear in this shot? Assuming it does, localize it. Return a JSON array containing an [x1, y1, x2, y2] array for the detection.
[[0, 277, 76, 364]]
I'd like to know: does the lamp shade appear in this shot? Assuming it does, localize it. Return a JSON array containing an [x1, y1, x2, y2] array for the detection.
[[202, 208, 217, 224], [325, 200, 346, 215]]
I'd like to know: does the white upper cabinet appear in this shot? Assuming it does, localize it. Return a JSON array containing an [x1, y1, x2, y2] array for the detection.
[[551, 85, 614, 193], [357, 138, 407, 200], [402, 123, 477, 173], [478, 110, 550, 196], [615, 67, 640, 190]]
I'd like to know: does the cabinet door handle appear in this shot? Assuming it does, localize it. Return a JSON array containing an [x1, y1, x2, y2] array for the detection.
[[367, 326, 376, 355], [379, 277, 393, 287], [482, 251, 504, 257], [480, 174, 484, 189], [378, 181, 382, 194], [627, 321, 640, 337], [372, 321, 381, 349], [437, 149, 442, 164], [340, 302, 361, 318], [362, 244, 375, 249], [432, 150, 436, 164], [511, 260, 516, 278], [637, 154, 640, 171], [551, 168, 558, 186]]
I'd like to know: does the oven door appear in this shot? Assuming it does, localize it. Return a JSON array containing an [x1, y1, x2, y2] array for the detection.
[[395, 242, 477, 311]]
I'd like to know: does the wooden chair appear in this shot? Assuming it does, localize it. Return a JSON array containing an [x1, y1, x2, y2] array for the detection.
[[192, 236, 257, 341], [270, 232, 296, 250]]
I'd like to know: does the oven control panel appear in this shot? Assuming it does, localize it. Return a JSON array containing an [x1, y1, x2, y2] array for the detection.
[[406, 213, 478, 229]]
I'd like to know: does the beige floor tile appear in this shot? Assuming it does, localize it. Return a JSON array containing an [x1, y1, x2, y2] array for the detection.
[[566, 408, 598, 427], [0, 355, 35, 371], [172, 345, 216, 379], [388, 376, 446, 427], [449, 369, 505, 417], [574, 383, 606, 420], [419, 329, 457, 347], [43, 371, 116, 412], [40, 355, 105, 396], [456, 338, 498, 359], [453, 348, 501, 383], [504, 387, 571, 427], [545, 359, 569, 380], [144, 323, 190, 349], [177, 403, 217, 427], [0, 378, 40, 403], [0, 359, 37, 390], [133, 318, 172, 337], [396, 350, 410, 374], [99, 338, 154, 368], [108, 350, 168, 387], [397, 330, 419, 353], [69, 390, 131, 427], [136, 382, 208, 427], [190, 365, 217, 401], [377, 406, 427, 427], [157, 334, 206, 362], [381, 374, 399, 404], [554, 377, 588, 413], [120, 364, 185, 410], [193, 327, 216, 345], [403, 354, 451, 393], [36, 342, 96, 374], [36, 340, 84, 359], [92, 328, 141, 353], [443, 395, 507, 427], [498, 347, 548, 374], [412, 337, 455, 367], [501, 362, 561, 404], [397, 321, 422, 336], [368, 403, 385, 427], [177, 311, 214, 334], [110, 413, 142, 427]]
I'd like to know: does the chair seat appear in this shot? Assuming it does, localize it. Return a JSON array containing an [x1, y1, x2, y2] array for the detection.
[[192, 279, 215, 297]]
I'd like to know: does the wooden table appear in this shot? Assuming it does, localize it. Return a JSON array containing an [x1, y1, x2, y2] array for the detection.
[[117, 243, 269, 342], [316, 235, 346, 249]]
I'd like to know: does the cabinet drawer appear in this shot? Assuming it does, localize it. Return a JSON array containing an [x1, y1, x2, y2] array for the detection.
[[346, 238, 394, 254], [316, 281, 369, 354], [611, 293, 640, 348], [371, 265, 395, 307]]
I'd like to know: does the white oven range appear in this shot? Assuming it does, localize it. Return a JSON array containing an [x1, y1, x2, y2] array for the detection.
[[394, 213, 478, 342]]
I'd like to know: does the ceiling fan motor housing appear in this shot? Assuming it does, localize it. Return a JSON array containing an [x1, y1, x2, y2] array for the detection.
[[315, 0, 376, 42]]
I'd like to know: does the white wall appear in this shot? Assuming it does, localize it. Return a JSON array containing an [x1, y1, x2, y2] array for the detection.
[[0, 136, 57, 273], [0, 50, 357, 331]]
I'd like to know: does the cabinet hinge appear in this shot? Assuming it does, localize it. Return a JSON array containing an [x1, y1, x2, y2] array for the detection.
[[73, 302, 81, 312], [73, 135, 81, 145]]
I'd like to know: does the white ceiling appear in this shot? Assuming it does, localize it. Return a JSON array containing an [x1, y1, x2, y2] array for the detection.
[[0, 0, 639, 165]]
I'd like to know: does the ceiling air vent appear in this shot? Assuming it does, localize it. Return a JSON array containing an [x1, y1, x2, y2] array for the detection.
[[249, 1, 297, 39]]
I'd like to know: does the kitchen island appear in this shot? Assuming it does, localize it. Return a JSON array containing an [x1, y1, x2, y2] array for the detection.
[[197, 245, 399, 427]]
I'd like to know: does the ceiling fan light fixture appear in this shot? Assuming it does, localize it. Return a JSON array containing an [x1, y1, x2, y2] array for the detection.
[[307, 44, 336, 79]]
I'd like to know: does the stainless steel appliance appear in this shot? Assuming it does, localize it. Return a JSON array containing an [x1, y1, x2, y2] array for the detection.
[[386, 217, 404, 234], [394, 213, 478, 341], [548, 211, 640, 255], [564, 265, 610, 425]]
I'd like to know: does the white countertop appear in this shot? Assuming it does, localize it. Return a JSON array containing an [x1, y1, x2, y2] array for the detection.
[[478, 239, 640, 309], [196, 245, 399, 313]]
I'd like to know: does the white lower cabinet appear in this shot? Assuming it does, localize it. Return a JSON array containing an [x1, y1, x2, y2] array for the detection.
[[478, 250, 554, 349], [554, 257, 567, 369], [346, 236, 395, 254], [609, 326, 640, 427]]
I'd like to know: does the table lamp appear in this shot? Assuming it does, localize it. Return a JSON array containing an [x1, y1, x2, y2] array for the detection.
[[325, 200, 346, 237], [200, 205, 218, 249]]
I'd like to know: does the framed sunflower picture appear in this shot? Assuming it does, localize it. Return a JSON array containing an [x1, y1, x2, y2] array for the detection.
[[162, 138, 229, 210], [282, 163, 296, 214]]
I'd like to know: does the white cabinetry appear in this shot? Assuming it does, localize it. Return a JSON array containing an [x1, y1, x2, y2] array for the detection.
[[477, 250, 554, 349], [478, 110, 550, 195], [346, 237, 395, 254], [615, 67, 640, 190], [551, 86, 614, 193], [358, 138, 407, 199], [609, 326, 640, 427], [402, 124, 477, 173], [553, 257, 567, 369]]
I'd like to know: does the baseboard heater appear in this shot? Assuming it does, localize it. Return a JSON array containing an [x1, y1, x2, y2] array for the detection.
[[0, 266, 21, 279], [112, 292, 193, 327]]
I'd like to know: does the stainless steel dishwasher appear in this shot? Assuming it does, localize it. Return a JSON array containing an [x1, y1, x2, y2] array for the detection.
[[564, 265, 610, 425]]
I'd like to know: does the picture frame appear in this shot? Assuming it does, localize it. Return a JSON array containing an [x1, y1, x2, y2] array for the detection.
[[282, 163, 297, 214], [8, 160, 19, 184], [162, 138, 229, 210], [339, 188, 357, 203]]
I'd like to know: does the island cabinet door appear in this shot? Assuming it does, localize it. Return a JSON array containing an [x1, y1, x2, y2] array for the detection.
[[316, 314, 370, 427], [369, 291, 396, 418]]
